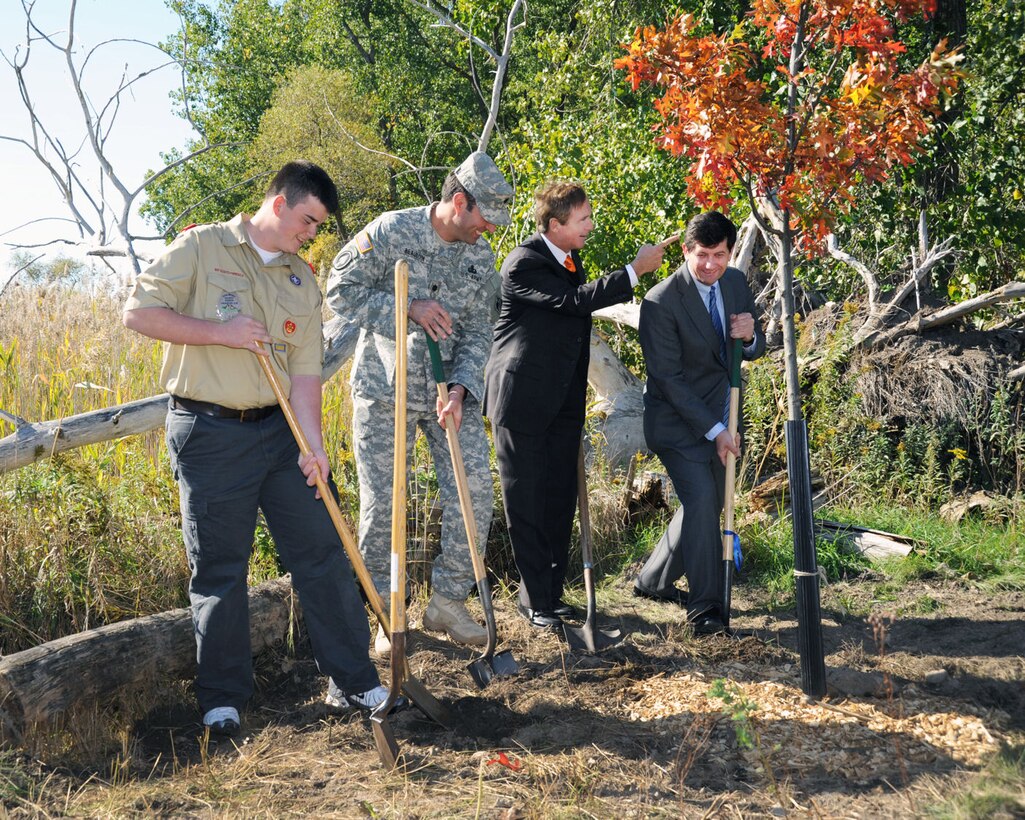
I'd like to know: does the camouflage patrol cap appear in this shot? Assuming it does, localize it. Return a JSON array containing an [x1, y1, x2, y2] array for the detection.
[[453, 152, 513, 226]]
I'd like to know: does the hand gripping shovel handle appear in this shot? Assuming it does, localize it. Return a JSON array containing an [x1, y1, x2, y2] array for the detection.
[[426, 336, 518, 686], [721, 338, 744, 630]]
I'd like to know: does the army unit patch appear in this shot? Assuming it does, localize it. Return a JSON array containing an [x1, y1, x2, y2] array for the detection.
[[332, 247, 356, 271], [355, 231, 374, 254]]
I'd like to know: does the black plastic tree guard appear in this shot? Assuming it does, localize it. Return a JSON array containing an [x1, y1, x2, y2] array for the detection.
[[785, 419, 827, 697]]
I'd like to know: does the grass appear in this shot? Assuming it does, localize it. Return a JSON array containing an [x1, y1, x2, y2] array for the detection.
[[3, 282, 1025, 814], [925, 744, 1025, 818]]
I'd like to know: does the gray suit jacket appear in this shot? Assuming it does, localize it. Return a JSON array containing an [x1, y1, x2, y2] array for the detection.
[[639, 263, 765, 460]]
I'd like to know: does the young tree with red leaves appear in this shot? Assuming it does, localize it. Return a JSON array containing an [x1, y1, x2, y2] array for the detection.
[[617, 0, 960, 695]]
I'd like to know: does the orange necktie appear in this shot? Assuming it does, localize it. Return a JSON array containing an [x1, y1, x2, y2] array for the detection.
[[563, 254, 576, 273]]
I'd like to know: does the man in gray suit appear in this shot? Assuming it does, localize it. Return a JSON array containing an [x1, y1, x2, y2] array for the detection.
[[633, 211, 765, 634]]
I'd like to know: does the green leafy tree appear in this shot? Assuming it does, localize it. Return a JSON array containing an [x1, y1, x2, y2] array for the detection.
[[248, 65, 394, 238]]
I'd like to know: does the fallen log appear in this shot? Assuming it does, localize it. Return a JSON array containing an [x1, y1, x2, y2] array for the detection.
[[0, 394, 169, 474], [815, 520, 918, 561], [0, 576, 294, 742]]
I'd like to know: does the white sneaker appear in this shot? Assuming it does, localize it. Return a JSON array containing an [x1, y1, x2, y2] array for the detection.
[[202, 706, 240, 736], [325, 680, 407, 712], [422, 593, 487, 646], [374, 624, 391, 656]]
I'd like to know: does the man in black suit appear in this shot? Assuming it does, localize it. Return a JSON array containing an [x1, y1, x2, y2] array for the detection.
[[484, 180, 674, 628], [633, 211, 765, 634]]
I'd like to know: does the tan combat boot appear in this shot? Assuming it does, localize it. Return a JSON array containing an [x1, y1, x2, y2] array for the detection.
[[422, 593, 487, 646], [374, 623, 391, 656]]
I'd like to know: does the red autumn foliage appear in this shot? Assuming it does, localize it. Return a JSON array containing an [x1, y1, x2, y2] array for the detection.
[[615, 0, 960, 251]]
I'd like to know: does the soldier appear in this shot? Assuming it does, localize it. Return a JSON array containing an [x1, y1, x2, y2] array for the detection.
[[123, 161, 398, 736], [327, 151, 512, 652]]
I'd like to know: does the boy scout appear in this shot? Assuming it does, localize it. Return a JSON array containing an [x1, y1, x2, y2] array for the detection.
[[327, 152, 512, 652], [123, 161, 395, 736]]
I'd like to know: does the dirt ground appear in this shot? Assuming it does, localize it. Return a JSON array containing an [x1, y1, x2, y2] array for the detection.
[[14, 574, 1023, 818]]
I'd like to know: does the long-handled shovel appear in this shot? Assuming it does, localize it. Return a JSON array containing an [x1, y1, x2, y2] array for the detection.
[[563, 443, 623, 652], [425, 335, 518, 688], [721, 338, 744, 631], [368, 260, 412, 768], [252, 270, 452, 735]]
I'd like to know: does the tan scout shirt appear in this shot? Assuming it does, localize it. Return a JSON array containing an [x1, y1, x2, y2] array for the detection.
[[125, 215, 323, 409]]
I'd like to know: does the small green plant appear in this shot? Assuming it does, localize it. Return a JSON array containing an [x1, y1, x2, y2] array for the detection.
[[708, 679, 758, 750], [708, 679, 783, 803]]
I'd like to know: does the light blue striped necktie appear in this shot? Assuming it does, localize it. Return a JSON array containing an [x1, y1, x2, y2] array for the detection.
[[708, 284, 729, 426]]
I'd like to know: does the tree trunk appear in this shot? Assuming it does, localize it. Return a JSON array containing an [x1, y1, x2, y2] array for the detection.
[[0, 577, 294, 741]]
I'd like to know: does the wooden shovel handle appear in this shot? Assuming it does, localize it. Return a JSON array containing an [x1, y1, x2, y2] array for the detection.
[[390, 260, 409, 641], [253, 347, 392, 631], [722, 338, 743, 562]]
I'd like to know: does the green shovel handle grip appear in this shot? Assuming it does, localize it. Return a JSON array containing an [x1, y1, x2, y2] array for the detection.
[[425, 333, 446, 384], [730, 338, 743, 388]]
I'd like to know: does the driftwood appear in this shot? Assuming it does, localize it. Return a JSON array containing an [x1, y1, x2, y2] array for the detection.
[[0, 394, 169, 474], [0, 576, 294, 741], [859, 281, 1025, 349], [748, 470, 826, 513], [815, 520, 917, 561], [748, 473, 917, 561]]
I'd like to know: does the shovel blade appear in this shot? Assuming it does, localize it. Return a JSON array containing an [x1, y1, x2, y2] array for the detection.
[[467, 658, 494, 689], [370, 714, 400, 770], [401, 676, 456, 729], [490, 649, 520, 678], [467, 649, 519, 689], [563, 621, 624, 654]]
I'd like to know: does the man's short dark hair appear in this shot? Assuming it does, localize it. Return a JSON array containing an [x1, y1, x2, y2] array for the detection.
[[684, 211, 737, 251], [534, 181, 588, 232], [267, 161, 339, 214], [440, 172, 478, 211]]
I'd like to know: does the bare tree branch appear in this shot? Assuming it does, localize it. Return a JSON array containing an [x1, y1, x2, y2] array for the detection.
[[827, 232, 879, 307]]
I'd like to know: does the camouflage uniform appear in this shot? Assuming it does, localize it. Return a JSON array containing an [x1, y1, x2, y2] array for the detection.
[[327, 171, 508, 601]]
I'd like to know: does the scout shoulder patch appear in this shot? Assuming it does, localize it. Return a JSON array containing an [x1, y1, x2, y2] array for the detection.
[[289, 272, 302, 286], [355, 231, 374, 254]]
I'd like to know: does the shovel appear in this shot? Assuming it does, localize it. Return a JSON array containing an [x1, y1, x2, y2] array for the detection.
[[252, 267, 452, 736], [721, 338, 744, 631], [563, 443, 623, 653], [425, 335, 518, 688], [369, 259, 413, 769]]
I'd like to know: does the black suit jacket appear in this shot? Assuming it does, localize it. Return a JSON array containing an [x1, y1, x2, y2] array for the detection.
[[483, 233, 634, 435], [640, 263, 765, 460]]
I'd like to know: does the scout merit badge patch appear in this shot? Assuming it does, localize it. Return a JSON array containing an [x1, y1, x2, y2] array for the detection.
[[216, 292, 241, 321], [283, 320, 297, 336]]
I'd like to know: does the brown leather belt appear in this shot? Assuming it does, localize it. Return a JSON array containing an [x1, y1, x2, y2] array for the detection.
[[170, 395, 279, 422]]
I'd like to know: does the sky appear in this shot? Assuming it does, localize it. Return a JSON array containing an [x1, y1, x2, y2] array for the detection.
[[0, 0, 195, 288]]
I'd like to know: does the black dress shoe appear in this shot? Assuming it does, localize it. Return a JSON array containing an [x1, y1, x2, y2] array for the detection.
[[690, 613, 726, 636], [633, 583, 688, 607], [552, 600, 578, 620], [516, 602, 562, 629]]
